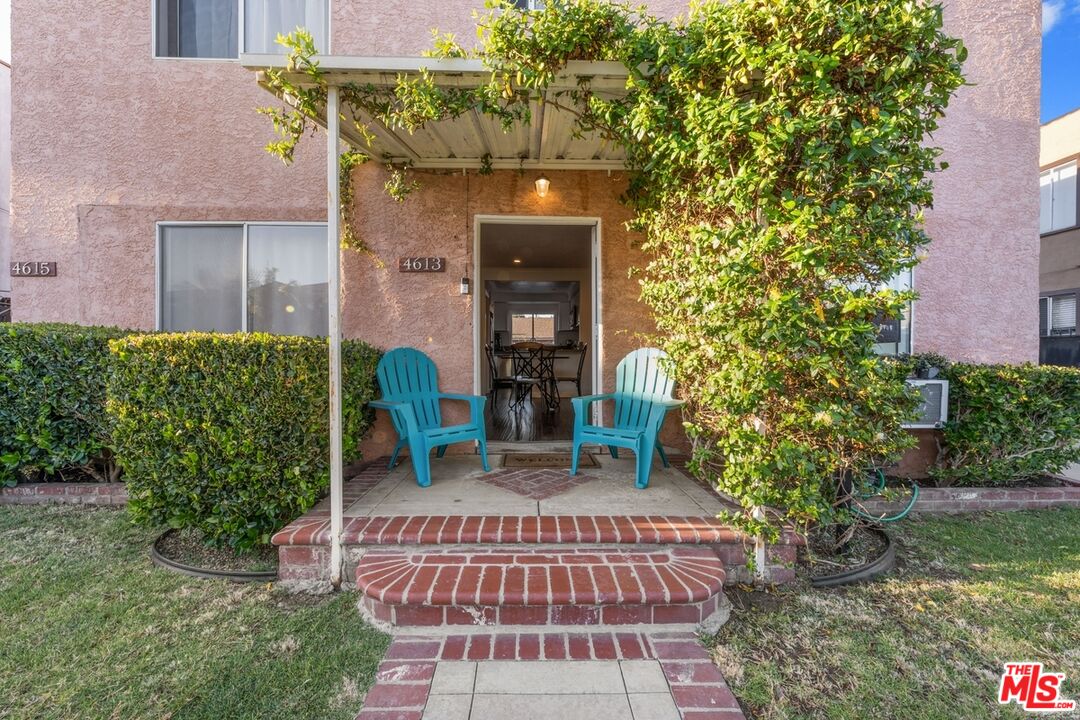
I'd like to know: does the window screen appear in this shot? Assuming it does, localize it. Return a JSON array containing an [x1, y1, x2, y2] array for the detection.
[[156, 0, 239, 58]]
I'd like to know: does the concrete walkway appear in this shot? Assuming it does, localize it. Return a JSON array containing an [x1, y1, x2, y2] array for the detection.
[[357, 631, 745, 720], [424, 660, 680, 719]]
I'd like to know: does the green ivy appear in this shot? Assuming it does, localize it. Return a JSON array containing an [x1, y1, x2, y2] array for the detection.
[[0, 323, 131, 486], [107, 333, 381, 549], [257, 0, 966, 536]]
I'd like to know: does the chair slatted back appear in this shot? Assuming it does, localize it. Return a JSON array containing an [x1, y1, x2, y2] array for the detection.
[[376, 347, 443, 432], [613, 348, 675, 431]]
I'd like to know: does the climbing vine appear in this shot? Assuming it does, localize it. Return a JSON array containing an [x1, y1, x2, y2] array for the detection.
[[259, 0, 966, 537]]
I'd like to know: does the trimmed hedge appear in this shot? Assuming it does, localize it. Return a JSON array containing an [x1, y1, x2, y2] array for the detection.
[[0, 323, 131, 486], [920, 359, 1080, 486], [108, 333, 381, 549]]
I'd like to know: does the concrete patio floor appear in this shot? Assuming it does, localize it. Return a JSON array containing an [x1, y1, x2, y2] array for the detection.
[[343, 453, 729, 518]]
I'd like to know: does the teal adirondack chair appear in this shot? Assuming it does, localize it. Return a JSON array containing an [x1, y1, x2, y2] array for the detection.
[[369, 348, 491, 487], [570, 348, 683, 489]]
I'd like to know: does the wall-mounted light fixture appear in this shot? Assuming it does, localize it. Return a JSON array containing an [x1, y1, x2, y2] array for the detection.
[[534, 174, 550, 198], [513, 258, 522, 264]]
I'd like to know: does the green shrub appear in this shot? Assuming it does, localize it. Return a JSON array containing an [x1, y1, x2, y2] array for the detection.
[[108, 333, 381, 549], [927, 362, 1080, 486], [0, 323, 131, 486]]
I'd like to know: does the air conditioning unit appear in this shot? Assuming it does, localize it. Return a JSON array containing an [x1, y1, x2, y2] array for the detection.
[[903, 379, 949, 429]]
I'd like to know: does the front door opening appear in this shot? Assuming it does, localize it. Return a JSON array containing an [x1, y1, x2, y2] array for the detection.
[[475, 219, 598, 443]]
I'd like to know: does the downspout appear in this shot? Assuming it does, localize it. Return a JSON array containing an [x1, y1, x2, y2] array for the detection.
[[327, 85, 344, 589]]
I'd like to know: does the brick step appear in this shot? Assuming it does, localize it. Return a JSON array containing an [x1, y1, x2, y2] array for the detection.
[[356, 546, 728, 628], [276, 514, 754, 547]]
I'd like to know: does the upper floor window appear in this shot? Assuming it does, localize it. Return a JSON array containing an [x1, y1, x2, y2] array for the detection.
[[1040, 160, 1077, 235], [159, 222, 328, 336], [155, 0, 239, 58], [244, 0, 329, 54], [1040, 293, 1077, 337], [511, 0, 545, 9], [154, 0, 328, 59]]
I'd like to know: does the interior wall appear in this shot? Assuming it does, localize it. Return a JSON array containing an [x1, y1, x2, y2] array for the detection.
[[480, 264, 593, 396]]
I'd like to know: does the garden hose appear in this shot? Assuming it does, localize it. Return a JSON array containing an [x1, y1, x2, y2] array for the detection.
[[851, 468, 920, 523]]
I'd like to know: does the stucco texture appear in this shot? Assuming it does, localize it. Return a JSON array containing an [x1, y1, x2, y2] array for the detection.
[[915, 0, 1041, 363], [342, 166, 688, 456], [9, 0, 1040, 460]]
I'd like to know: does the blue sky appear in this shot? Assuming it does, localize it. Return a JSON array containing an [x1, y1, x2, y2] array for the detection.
[[1043, 0, 1080, 121]]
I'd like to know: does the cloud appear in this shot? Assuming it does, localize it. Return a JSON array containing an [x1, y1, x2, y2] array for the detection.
[[1044, 0, 1065, 34]]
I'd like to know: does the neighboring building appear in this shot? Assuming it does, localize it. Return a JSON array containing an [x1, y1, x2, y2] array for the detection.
[[1039, 108, 1080, 366], [1, 58, 10, 320], [10, 0, 1041, 456]]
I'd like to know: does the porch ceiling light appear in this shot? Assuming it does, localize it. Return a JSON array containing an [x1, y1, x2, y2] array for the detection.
[[534, 174, 551, 198]]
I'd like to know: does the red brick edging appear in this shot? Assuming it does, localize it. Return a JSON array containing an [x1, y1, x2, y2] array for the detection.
[[355, 631, 745, 719], [861, 483, 1080, 516], [0, 483, 127, 506]]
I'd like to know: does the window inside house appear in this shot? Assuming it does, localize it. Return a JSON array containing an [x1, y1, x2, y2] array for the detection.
[[1040, 160, 1078, 234], [1042, 293, 1078, 337], [243, 0, 329, 54], [159, 223, 328, 335], [511, 313, 556, 344], [872, 268, 913, 357], [155, 0, 240, 58]]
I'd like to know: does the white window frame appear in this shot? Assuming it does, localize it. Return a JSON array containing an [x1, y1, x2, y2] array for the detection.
[[152, 0, 331, 61], [1040, 160, 1078, 235], [155, 220, 326, 332], [1042, 293, 1078, 337], [510, 311, 557, 344]]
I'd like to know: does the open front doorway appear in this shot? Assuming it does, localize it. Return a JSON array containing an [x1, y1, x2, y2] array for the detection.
[[474, 217, 601, 443]]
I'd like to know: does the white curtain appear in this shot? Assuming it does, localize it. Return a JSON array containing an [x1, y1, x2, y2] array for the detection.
[[244, 0, 328, 53], [160, 226, 244, 332], [247, 225, 328, 336]]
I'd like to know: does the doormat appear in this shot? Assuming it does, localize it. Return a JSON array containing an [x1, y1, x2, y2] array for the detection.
[[502, 453, 598, 469]]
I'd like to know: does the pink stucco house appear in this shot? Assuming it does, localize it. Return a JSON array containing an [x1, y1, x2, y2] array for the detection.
[[9, 0, 1041, 463]]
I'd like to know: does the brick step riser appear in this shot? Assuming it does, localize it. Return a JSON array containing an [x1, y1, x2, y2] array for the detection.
[[361, 594, 725, 628], [279, 542, 781, 586]]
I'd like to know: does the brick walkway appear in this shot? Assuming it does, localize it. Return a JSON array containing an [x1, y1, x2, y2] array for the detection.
[[357, 631, 745, 720]]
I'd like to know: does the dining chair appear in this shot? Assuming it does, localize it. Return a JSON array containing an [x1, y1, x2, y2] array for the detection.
[[510, 342, 558, 411], [556, 341, 588, 396], [485, 343, 515, 404]]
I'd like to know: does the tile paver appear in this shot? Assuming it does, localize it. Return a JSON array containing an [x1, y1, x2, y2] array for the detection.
[[473, 660, 625, 694], [628, 691, 681, 719], [619, 659, 671, 693], [469, 693, 633, 720], [421, 694, 472, 720], [429, 662, 477, 695]]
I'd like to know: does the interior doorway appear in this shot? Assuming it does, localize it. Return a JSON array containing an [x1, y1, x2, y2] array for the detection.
[[473, 217, 601, 443]]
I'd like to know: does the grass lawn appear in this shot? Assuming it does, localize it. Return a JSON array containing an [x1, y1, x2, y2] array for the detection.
[[0, 505, 389, 720], [712, 509, 1080, 720]]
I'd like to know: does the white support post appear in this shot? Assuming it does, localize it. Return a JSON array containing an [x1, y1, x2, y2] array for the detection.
[[327, 85, 344, 589]]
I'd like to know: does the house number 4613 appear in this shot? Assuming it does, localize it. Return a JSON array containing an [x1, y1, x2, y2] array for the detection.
[[10, 261, 58, 277]]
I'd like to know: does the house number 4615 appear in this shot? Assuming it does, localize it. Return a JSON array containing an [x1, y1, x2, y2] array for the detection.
[[10, 261, 58, 277]]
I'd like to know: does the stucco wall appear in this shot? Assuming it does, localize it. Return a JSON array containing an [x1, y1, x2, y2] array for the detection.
[[342, 166, 691, 456], [914, 0, 1041, 363], [10, 0, 1040, 383], [1, 62, 10, 297]]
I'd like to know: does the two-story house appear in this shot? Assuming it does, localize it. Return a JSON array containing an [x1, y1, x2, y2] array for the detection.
[[9, 0, 1042, 455]]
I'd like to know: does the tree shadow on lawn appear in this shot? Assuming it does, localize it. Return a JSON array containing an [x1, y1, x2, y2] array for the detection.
[[0, 505, 390, 720], [709, 509, 1080, 720]]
